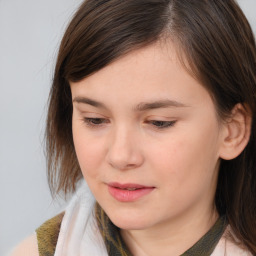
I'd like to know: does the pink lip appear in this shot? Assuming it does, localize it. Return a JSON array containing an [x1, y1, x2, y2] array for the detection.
[[107, 182, 155, 202]]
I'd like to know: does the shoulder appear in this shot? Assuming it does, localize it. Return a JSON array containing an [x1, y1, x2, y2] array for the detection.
[[8, 234, 39, 256], [9, 212, 65, 256]]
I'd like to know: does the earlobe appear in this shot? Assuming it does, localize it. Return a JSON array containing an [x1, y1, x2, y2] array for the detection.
[[219, 103, 252, 160]]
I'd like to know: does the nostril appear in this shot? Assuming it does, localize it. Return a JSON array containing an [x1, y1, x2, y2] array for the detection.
[[106, 134, 144, 170]]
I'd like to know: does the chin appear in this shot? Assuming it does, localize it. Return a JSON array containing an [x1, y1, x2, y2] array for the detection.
[[105, 208, 154, 231], [111, 218, 150, 231]]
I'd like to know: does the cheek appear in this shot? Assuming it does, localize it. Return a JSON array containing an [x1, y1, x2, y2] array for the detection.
[[148, 122, 220, 190], [150, 138, 219, 212]]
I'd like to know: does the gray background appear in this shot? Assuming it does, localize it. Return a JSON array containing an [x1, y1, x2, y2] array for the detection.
[[0, 0, 255, 255]]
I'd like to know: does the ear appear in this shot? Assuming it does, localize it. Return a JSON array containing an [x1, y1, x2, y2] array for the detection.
[[219, 103, 252, 160]]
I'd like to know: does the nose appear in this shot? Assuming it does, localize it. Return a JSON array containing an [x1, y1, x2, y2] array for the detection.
[[106, 126, 144, 170]]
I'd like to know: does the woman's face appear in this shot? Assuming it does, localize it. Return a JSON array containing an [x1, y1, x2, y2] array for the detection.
[[71, 42, 225, 231]]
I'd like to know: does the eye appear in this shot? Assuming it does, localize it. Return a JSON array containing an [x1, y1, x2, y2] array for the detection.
[[83, 117, 109, 127], [147, 120, 176, 129]]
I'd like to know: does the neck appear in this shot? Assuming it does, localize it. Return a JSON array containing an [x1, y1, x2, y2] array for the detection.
[[120, 206, 219, 256]]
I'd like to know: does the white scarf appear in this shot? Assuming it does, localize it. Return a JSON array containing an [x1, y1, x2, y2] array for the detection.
[[54, 180, 108, 256]]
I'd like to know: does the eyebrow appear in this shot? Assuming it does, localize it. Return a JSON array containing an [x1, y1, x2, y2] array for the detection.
[[73, 97, 106, 108], [72, 96, 189, 111], [134, 99, 189, 111]]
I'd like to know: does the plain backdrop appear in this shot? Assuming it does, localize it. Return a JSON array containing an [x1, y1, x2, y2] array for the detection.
[[0, 0, 255, 255]]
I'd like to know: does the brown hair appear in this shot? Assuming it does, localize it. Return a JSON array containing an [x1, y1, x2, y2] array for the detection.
[[46, 0, 256, 253]]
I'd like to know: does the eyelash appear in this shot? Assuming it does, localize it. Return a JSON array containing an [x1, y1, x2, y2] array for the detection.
[[146, 120, 176, 129], [83, 118, 109, 127], [82, 118, 176, 129]]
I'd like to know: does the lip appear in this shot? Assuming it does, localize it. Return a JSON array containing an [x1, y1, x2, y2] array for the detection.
[[107, 182, 155, 202]]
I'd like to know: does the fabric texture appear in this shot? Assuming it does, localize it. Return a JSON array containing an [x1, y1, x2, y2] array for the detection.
[[95, 203, 131, 256], [52, 180, 108, 256], [35, 180, 252, 256], [181, 216, 226, 256], [36, 212, 64, 256]]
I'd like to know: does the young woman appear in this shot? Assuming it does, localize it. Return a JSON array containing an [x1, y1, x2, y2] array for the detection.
[[10, 0, 256, 255]]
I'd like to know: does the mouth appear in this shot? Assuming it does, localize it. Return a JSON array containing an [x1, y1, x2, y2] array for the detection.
[[109, 182, 152, 189], [107, 182, 155, 202]]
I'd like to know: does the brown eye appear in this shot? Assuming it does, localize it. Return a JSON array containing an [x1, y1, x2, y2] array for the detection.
[[149, 120, 176, 129], [83, 118, 108, 127]]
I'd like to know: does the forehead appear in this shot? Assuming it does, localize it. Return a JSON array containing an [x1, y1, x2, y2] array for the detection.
[[91, 42, 182, 81], [70, 42, 213, 110]]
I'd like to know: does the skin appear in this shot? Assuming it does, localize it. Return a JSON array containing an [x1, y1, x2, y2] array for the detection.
[[70, 42, 228, 256]]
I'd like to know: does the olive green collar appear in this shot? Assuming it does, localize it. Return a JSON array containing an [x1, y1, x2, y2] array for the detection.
[[181, 216, 226, 256]]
